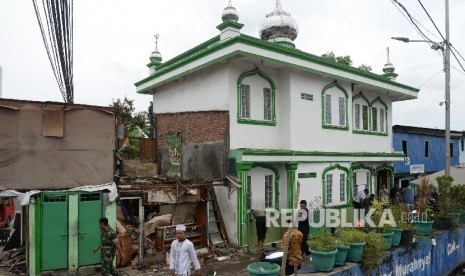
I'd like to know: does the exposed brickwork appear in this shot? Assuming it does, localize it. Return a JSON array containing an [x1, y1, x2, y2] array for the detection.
[[156, 111, 229, 147]]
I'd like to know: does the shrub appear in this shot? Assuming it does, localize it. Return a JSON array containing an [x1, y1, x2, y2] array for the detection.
[[308, 230, 338, 252], [362, 232, 385, 271], [338, 228, 367, 244]]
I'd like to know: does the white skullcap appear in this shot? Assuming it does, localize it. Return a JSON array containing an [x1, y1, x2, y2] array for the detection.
[[176, 224, 186, 232]]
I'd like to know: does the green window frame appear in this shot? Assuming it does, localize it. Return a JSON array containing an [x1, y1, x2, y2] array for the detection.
[[371, 97, 389, 135], [237, 69, 276, 126], [352, 93, 371, 134], [321, 82, 349, 131]]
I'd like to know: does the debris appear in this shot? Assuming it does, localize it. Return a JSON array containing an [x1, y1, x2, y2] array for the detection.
[[216, 256, 230, 262], [144, 214, 172, 237]]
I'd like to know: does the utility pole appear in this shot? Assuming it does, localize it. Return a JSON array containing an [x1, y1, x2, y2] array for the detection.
[[445, 0, 451, 177]]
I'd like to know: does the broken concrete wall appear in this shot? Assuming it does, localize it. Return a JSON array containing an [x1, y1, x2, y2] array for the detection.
[[156, 111, 229, 180]]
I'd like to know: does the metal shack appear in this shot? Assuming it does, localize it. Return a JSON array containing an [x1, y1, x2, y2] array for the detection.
[[0, 98, 117, 275]]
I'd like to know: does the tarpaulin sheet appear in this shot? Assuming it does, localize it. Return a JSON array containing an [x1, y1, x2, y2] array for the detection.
[[7, 182, 118, 206]]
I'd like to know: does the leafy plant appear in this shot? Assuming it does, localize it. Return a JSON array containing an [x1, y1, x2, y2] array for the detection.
[[362, 232, 385, 271], [370, 199, 392, 233], [390, 204, 413, 230], [415, 177, 435, 221], [308, 230, 338, 252], [338, 228, 367, 244]]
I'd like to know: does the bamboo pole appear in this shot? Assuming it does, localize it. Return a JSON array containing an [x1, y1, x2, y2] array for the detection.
[[280, 181, 301, 276]]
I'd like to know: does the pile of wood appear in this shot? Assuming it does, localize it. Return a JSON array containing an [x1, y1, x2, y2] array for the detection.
[[0, 247, 26, 275]]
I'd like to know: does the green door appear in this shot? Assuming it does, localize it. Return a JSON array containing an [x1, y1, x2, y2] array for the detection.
[[78, 193, 103, 266], [41, 193, 68, 270]]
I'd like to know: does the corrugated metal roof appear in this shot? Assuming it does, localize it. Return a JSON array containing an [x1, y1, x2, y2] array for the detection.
[[393, 125, 464, 138]]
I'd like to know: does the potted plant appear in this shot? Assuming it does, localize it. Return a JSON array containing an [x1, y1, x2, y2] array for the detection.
[[398, 219, 415, 245], [413, 177, 435, 236], [338, 229, 366, 262], [449, 185, 464, 226], [362, 232, 385, 272], [390, 204, 406, 246], [334, 240, 350, 266], [371, 199, 394, 250], [308, 230, 338, 272]]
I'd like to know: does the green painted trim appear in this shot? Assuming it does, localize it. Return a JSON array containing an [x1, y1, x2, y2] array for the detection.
[[328, 203, 352, 209], [321, 164, 350, 207], [29, 198, 41, 276], [135, 34, 419, 94], [252, 163, 281, 209], [237, 118, 277, 126], [275, 41, 296, 48], [298, 172, 317, 178], [240, 149, 405, 158], [321, 81, 349, 130], [352, 92, 371, 131], [285, 163, 298, 209], [322, 125, 350, 131], [351, 164, 374, 196], [352, 130, 389, 136], [237, 69, 276, 125], [371, 97, 389, 135], [235, 162, 253, 246], [375, 164, 395, 190], [216, 21, 245, 31], [68, 195, 79, 272]]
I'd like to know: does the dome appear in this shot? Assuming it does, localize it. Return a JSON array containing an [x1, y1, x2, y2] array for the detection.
[[222, 0, 239, 22], [259, 0, 298, 44], [383, 62, 395, 74], [149, 34, 162, 64]]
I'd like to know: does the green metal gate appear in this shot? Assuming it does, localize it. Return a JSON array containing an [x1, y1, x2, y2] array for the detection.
[[41, 193, 68, 270], [78, 193, 103, 266]]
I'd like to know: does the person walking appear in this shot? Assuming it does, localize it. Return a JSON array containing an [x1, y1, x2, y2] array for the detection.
[[170, 224, 201, 276], [93, 218, 124, 276], [250, 209, 267, 249], [297, 200, 310, 256]]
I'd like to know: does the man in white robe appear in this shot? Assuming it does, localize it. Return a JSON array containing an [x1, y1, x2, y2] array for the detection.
[[170, 224, 201, 276]]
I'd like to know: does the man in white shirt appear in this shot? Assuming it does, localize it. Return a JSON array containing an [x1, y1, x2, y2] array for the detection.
[[170, 224, 201, 276], [353, 188, 369, 209]]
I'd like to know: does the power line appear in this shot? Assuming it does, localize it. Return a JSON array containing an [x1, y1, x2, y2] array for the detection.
[[391, 0, 435, 43], [417, 70, 443, 88]]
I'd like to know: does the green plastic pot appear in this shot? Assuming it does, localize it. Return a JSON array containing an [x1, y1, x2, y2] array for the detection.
[[449, 213, 462, 227], [346, 242, 366, 262], [413, 221, 434, 236], [392, 228, 403, 246], [335, 245, 350, 266], [380, 232, 394, 250], [310, 249, 338, 272], [247, 262, 280, 276]]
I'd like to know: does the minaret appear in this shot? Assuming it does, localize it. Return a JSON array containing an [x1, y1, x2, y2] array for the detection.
[[217, 0, 244, 42], [148, 34, 163, 75], [383, 47, 398, 81], [259, 0, 299, 48]]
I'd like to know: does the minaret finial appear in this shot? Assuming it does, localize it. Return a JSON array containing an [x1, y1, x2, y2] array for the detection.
[[221, 0, 239, 22], [275, 0, 283, 12], [386, 47, 391, 64], [149, 33, 162, 64], [154, 34, 160, 52]]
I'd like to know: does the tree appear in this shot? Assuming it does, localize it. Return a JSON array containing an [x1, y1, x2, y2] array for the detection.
[[321, 51, 353, 66], [358, 64, 373, 72], [147, 101, 155, 138], [111, 97, 149, 138]]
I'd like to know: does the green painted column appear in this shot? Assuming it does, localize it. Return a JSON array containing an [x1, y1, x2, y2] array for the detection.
[[68, 194, 79, 273], [236, 162, 252, 247], [29, 199, 37, 276], [285, 163, 299, 209]]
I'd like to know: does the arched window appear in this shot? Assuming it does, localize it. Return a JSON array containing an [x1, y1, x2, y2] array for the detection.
[[371, 97, 388, 134], [322, 164, 350, 206], [321, 82, 349, 130], [352, 93, 371, 132], [237, 69, 276, 126]]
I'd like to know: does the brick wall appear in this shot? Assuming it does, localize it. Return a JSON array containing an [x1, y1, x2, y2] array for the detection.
[[156, 111, 229, 147]]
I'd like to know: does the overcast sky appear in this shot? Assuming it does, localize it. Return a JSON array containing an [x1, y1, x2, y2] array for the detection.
[[1, 0, 464, 130]]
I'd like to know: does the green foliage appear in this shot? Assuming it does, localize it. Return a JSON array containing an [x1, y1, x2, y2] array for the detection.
[[362, 232, 385, 272], [358, 64, 373, 72], [391, 204, 413, 230], [415, 177, 435, 221], [308, 230, 338, 252], [111, 97, 149, 138], [147, 101, 155, 138], [370, 199, 392, 233], [338, 228, 367, 244], [321, 51, 353, 66]]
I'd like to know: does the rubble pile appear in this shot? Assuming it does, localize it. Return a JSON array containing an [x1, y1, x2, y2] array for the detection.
[[0, 247, 26, 275]]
